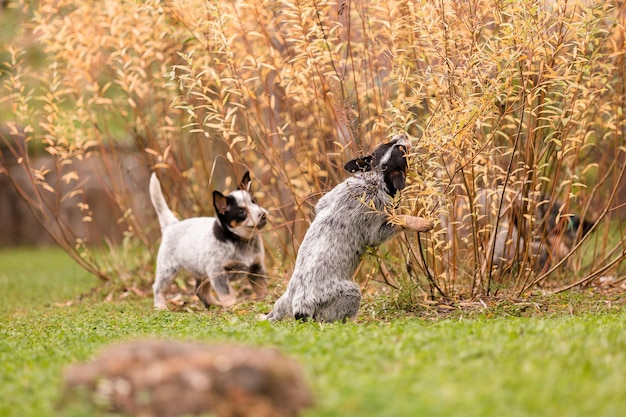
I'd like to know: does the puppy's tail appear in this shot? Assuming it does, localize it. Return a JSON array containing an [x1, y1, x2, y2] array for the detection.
[[149, 173, 179, 231]]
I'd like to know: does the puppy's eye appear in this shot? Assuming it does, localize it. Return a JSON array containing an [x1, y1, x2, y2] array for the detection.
[[238, 207, 247, 217]]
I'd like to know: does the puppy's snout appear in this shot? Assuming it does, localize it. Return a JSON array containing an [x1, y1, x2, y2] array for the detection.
[[257, 211, 268, 229], [391, 171, 406, 191]]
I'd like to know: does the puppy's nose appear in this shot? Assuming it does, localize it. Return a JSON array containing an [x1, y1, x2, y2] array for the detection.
[[257, 212, 267, 229]]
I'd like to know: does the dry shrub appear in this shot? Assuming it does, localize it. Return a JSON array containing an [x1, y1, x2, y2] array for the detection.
[[0, 0, 624, 301]]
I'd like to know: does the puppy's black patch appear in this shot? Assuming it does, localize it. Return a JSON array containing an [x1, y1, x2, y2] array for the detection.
[[569, 215, 595, 238], [344, 141, 401, 173], [344, 154, 374, 173], [581, 218, 595, 236], [534, 199, 594, 241], [213, 192, 248, 242], [344, 139, 409, 196], [380, 143, 408, 195], [213, 220, 239, 243], [294, 312, 310, 322]]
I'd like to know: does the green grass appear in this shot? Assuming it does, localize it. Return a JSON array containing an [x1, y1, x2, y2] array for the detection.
[[0, 247, 97, 312], [1, 247, 626, 417]]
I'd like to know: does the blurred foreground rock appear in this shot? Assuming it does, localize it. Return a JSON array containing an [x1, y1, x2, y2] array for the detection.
[[63, 340, 313, 417]]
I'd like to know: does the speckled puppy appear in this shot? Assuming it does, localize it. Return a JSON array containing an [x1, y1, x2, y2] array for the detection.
[[264, 135, 433, 322], [150, 172, 268, 310]]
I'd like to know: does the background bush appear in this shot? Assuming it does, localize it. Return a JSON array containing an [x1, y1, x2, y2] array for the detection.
[[1, 0, 624, 302]]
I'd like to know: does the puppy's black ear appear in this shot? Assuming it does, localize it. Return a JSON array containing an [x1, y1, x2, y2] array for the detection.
[[239, 171, 251, 191], [344, 155, 374, 173], [213, 191, 229, 216]]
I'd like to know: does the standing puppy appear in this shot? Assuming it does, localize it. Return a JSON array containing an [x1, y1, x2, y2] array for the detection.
[[150, 172, 268, 310], [264, 135, 433, 322]]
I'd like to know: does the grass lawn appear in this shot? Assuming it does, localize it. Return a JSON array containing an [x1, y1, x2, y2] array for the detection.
[[1, 247, 625, 417]]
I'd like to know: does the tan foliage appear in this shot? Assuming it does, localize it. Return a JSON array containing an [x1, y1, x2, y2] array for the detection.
[[1, 0, 625, 299]]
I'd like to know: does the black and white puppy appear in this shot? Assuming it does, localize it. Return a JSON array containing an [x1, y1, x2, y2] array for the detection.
[[503, 193, 595, 270], [263, 134, 433, 322], [150, 172, 268, 310]]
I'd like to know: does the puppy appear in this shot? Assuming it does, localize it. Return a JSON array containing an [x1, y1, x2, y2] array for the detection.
[[263, 135, 433, 322], [150, 172, 268, 310], [507, 193, 594, 270], [472, 188, 594, 272]]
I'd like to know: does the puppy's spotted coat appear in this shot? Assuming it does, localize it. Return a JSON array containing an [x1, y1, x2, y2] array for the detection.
[[264, 135, 433, 322], [150, 172, 268, 310]]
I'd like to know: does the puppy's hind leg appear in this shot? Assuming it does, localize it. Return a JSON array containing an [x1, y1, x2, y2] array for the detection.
[[262, 291, 293, 322], [195, 278, 220, 308], [153, 261, 179, 310], [247, 263, 268, 300], [210, 274, 237, 307], [315, 281, 362, 323]]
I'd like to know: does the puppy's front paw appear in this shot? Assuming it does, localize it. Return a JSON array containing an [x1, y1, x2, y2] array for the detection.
[[216, 293, 237, 308], [399, 215, 434, 232], [154, 302, 169, 311]]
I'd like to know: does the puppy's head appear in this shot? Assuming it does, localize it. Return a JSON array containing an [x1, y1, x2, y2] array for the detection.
[[540, 200, 594, 239], [344, 134, 411, 196], [213, 171, 268, 240], [550, 213, 595, 251], [532, 198, 595, 266]]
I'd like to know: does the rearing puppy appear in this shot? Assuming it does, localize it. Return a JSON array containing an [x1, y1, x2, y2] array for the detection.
[[263, 134, 433, 322]]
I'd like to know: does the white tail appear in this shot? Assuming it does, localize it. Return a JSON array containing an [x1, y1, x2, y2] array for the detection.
[[149, 173, 179, 231]]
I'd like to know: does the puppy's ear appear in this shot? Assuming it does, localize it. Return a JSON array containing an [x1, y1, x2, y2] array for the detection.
[[344, 155, 374, 173], [213, 191, 229, 216], [238, 171, 251, 191]]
